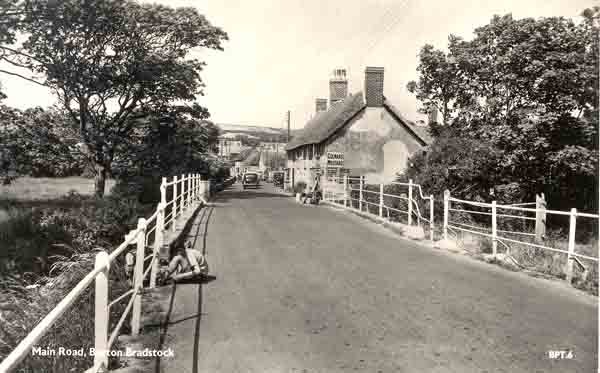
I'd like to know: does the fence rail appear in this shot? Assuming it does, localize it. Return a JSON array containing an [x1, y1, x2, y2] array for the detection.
[[322, 175, 598, 287], [0, 173, 213, 373], [443, 190, 598, 283], [323, 177, 435, 242]]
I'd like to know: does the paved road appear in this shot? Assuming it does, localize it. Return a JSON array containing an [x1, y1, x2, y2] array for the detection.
[[158, 183, 597, 373]]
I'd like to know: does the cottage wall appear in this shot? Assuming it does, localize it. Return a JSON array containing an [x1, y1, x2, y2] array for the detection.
[[324, 107, 423, 183], [286, 107, 424, 189]]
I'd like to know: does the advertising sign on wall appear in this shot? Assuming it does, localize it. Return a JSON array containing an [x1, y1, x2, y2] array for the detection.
[[326, 152, 344, 167]]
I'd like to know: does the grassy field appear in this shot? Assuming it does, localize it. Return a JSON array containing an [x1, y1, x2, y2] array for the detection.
[[0, 177, 115, 201]]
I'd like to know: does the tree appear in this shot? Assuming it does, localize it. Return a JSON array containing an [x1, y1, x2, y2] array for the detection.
[[113, 103, 220, 179], [406, 11, 599, 212], [1, 106, 86, 177], [0, 0, 227, 196], [406, 42, 465, 125]]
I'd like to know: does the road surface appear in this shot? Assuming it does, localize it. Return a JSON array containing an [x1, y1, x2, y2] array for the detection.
[[156, 183, 597, 373]]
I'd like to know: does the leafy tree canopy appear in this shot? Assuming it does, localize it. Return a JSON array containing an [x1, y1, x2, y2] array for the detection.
[[405, 10, 598, 212], [0, 0, 228, 196]]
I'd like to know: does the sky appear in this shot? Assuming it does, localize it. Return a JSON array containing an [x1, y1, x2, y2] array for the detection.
[[0, 0, 595, 131]]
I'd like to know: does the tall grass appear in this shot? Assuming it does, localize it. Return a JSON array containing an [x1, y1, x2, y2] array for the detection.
[[0, 179, 157, 371], [344, 182, 598, 295], [0, 252, 130, 372], [0, 176, 115, 201], [448, 224, 598, 295]]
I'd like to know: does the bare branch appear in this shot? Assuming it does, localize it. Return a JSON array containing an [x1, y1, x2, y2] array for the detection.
[[0, 68, 47, 87]]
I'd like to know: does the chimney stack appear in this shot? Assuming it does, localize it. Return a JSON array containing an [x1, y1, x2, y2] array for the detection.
[[364, 66, 384, 107], [315, 98, 328, 113], [329, 68, 348, 105]]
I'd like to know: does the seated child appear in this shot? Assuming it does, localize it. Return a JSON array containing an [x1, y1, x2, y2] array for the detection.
[[163, 241, 209, 281]]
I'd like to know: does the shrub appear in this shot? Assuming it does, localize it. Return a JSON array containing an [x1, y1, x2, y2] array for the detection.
[[0, 191, 151, 277], [0, 188, 154, 371], [111, 176, 162, 205], [293, 181, 307, 194], [0, 252, 129, 371]]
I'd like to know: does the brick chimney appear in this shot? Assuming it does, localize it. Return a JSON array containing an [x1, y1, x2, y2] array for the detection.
[[329, 68, 348, 105], [364, 66, 384, 107], [315, 98, 328, 113]]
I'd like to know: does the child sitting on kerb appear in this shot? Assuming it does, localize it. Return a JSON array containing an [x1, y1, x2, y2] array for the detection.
[[163, 241, 209, 281]]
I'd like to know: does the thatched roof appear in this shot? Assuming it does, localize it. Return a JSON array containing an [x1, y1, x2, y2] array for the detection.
[[240, 148, 260, 166], [382, 99, 432, 145], [285, 92, 431, 151], [285, 92, 365, 151]]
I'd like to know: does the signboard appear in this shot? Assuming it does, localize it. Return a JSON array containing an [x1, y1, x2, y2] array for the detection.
[[326, 152, 344, 167]]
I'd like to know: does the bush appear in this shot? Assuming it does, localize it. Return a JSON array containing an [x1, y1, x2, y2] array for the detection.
[[0, 185, 155, 371], [293, 181, 306, 194], [0, 191, 151, 277], [111, 176, 161, 205], [0, 252, 129, 372]]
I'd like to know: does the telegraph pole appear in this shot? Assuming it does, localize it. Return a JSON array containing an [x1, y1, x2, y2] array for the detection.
[[286, 110, 291, 143]]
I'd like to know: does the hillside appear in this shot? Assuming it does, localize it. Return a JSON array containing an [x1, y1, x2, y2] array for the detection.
[[217, 123, 286, 136]]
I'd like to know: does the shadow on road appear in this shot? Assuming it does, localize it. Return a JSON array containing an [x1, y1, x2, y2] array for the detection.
[[153, 204, 216, 373], [216, 187, 290, 202]]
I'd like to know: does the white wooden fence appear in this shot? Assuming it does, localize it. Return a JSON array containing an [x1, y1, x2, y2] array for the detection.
[[444, 190, 599, 284], [0, 174, 211, 373], [322, 176, 599, 286], [323, 176, 435, 242]]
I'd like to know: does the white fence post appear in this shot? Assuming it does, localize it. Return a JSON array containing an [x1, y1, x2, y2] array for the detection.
[[199, 179, 205, 202], [182, 174, 187, 209], [565, 208, 577, 285], [429, 195, 434, 242], [443, 190, 449, 241], [491, 200, 497, 257], [359, 176, 364, 211], [172, 175, 178, 233], [196, 174, 200, 200], [535, 193, 547, 243], [343, 175, 348, 207], [408, 179, 413, 226], [200, 175, 204, 199], [93, 251, 110, 369], [194, 174, 198, 201], [150, 179, 167, 288], [180, 173, 186, 210], [187, 173, 192, 207], [191, 174, 195, 202], [379, 183, 384, 218], [131, 218, 146, 337]]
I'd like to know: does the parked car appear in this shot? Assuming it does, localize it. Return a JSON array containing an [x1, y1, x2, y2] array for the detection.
[[242, 172, 260, 189]]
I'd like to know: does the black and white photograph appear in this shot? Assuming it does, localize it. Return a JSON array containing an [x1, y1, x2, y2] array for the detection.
[[0, 0, 598, 372]]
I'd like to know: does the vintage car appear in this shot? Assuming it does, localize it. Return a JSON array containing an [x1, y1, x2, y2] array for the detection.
[[242, 172, 260, 189]]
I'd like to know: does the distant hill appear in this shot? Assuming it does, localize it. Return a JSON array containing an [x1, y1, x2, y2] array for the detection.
[[218, 123, 285, 135], [217, 123, 304, 145], [217, 123, 288, 144]]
